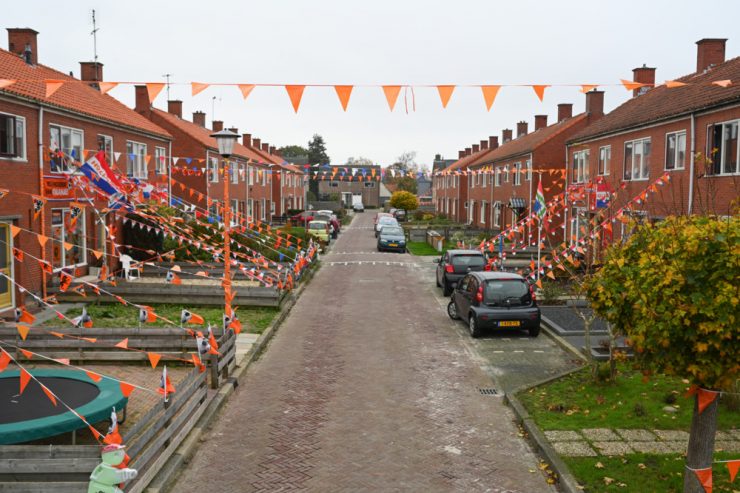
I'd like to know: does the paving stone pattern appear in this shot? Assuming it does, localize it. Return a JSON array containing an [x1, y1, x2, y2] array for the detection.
[[172, 213, 554, 492]]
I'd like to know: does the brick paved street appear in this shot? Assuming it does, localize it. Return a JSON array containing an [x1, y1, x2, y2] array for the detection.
[[172, 213, 555, 492]]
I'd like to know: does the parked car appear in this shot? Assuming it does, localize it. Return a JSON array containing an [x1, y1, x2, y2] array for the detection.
[[291, 211, 314, 224], [315, 214, 341, 238], [352, 194, 364, 212], [447, 272, 540, 338], [393, 209, 407, 222], [375, 216, 399, 237], [434, 249, 489, 296], [307, 220, 330, 242], [377, 226, 407, 252], [374, 212, 393, 225]]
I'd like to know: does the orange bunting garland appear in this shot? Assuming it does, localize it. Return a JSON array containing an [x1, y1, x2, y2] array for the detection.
[[19, 369, 31, 394], [119, 381, 135, 398]]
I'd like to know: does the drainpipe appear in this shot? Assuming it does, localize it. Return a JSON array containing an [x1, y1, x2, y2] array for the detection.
[[167, 141, 172, 207], [564, 144, 570, 245], [528, 154, 533, 241], [688, 113, 696, 215], [37, 105, 47, 300]]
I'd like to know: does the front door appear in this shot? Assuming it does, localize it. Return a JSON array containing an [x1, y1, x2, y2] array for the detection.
[[0, 223, 12, 310]]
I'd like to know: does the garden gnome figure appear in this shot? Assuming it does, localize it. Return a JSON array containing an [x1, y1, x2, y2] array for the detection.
[[88, 444, 137, 493]]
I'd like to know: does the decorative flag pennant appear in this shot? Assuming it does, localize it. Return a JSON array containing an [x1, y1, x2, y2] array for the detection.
[[86, 371, 102, 382], [191, 82, 210, 96], [72, 306, 93, 328], [45, 80, 64, 98], [114, 338, 129, 349], [104, 407, 122, 445], [16, 324, 30, 341], [665, 80, 687, 88], [0, 350, 11, 372], [139, 306, 157, 324], [382, 85, 402, 111], [727, 460, 740, 482], [15, 307, 35, 324], [12, 247, 23, 262], [285, 85, 306, 113], [436, 85, 455, 108], [146, 82, 166, 102], [147, 352, 162, 369], [620, 79, 648, 91], [165, 270, 181, 285], [697, 388, 719, 414], [712, 80, 731, 88], [32, 196, 45, 219], [41, 385, 57, 406], [237, 84, 255, 100], [481, 85, 501, 111], [334, 85, 353, 111], [10, 224, 20, 237], [119, 381, 135, 398], [59, 271, 73, 292], [0, 189, 9, 200], [157, 365, 175, 401], [532, 85, 549, 102], [19, 369, 31, 394], [580, 84, 599, 93], [98, 82, 118, 95], [692, 467, 712, 493], [181, 309, 204, 325]]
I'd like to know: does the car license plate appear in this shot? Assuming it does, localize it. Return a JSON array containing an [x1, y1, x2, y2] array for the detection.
[[389, 243, 398, 247], [499, 321, 521, 327]]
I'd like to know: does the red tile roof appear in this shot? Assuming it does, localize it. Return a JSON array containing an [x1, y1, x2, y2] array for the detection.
[[0, 48, 170, 138], [440, 148, 490, 173], [248, 145, 304, 174], [151, 108, 267, 163], [470, 114, 587, 167], [569, 57, 740, 142]]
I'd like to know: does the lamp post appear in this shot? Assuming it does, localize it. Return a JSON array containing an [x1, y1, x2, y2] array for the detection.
[[211, 129, 239, 315]]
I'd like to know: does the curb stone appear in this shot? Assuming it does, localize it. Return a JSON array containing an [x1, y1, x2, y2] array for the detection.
[[144, 262, 319, 493], [541, 317, 587, 362]]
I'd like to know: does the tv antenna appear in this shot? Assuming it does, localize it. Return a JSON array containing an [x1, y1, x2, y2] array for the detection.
[[212, 96, 221, 121], [163, 73, 173, 100], [90, 10, 100, 80]]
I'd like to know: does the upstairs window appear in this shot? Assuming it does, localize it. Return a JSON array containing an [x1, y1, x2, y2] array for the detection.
[[514, 162, 522, 186], [126, 141, 148, 179], [665, 132, 686, 171], [495, 168, 502, 187], [364, 181, 375, 188], [708, 120, 739, 175], [0, 113, 26, 160], [624, 138, 651, 181], [155, 146, 167, 175], [526, 160, 532, 181], [97, 134, 113, 165], [598, 146, 611, 175], [504, 167, 510, 183], [231, 161, 240, 184], [208, 156, 219, 183], [50, 125, 82, 173], [572, 150, 589, 184]]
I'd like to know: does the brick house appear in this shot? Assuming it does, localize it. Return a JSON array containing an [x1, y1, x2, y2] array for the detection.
[[317, 165, 381, 207], [466, 92, 605, 242], [0, 28, 172, 314], [565, 38, 740, 247], [433, 144, 491, 222], [133, 89, 274, 225]]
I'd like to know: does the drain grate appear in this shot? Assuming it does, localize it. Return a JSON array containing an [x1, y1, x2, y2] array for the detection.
[[478, 388, 499, 396]]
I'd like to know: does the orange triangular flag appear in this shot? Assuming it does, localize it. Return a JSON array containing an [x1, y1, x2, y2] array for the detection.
[[697, 388, 719, 414], [712, 80, 731, 88], [532, 85, 549, 102], [119, 381, 135, 397], [92, 250, 104, 259], [19, 369, 31, 394], [238, 84, 255, 100], [41, 385, 57, 406], [98, 82, 118, 95], [20, 349, 33, 359], [334, 85, 353, 111], [114, 338, 129, 349], [16, 325, 30, 341], [481, 85, 501, 111], [727, 460, 740, 482], [88, 425, 104, 441], [45, 80, 64, 98], [535, 279, 543, 289], [546, 270, 556, 280], [54, 358, 70, 365], [580, 84, 599, 93], [86, 371, 102, 382], [147, 352, 161, 369], [693, 467, 712, 493], [621, 79, 647, 91], [37, 234, 48, 247], [665, 80, 687, 88], [146, 83, 165, 102], [285, 85, 306, 113], [191, 82, 210, 96], [10, 224, 21, 237], [0, 350, 10, 372], [0, 79, 16, 89], [436, 85, 455, 108], [382, 85, 402, 111]]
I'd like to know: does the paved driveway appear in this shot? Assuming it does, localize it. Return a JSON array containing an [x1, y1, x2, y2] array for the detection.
[[172, 213, 555, 492]]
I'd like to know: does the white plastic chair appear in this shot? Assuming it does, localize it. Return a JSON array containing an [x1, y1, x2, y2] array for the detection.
[[120, 254, 140, 281]]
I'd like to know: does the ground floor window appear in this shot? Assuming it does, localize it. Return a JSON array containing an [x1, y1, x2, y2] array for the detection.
[[51, 208, 87, 269]]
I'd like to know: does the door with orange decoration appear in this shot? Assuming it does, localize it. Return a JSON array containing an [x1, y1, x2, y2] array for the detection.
[[0, 222, 12, 310]]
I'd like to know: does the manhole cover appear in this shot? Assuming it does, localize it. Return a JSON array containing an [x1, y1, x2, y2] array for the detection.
[[478, 388, 499, 395]]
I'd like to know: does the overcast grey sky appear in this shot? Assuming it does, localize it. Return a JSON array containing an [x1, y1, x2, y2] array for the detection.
[[5, 0, 739, 166]]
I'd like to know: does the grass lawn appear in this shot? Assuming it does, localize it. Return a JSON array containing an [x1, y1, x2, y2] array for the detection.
[[50, 303, 279, 334], [518, 365, 739, 431], [566, 452, 737, 492], [406, 241, 446, 256]]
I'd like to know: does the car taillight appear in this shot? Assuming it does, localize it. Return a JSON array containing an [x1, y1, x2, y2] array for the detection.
[[529, 284, 537, 302], [445, 265, 454, 273], [476, 285, 484, 303]]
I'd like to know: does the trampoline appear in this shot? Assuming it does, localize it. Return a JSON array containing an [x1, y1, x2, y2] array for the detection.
[[0, 369, 127, 445]]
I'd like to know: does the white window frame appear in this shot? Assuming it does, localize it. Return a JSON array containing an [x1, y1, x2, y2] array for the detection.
[[0, 112, 27, 161], [50, 124, 83, 173], [623, 137, 651, 181], [208, 156, 219, 183], [665, 132, 686, 171], [155, 146, 167, 175], [493, 203, 501, 228], [261, 199, 266, 220], [598, 146, 611, 176], [248, 166, 254, 186], [707, 120, 739, 175], [572, 150, 589, 184], [230, 199, 239, 226], [126, 140, 148, 179], [247, 198, 254, 219], [482, 170, 487, 188], [231, 161, 240, 184], [495, 168, 502, 187], [96, 134, 113, 167], [526, 160, 532, 181], [50, 208, 87, 270], [504, 166, 510, 183], [514, 162, 522, 186]]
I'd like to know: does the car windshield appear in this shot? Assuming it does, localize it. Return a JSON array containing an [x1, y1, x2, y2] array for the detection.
[[308, 223, 325, 230], [379, 217, 397, 225], [484, 279, 529, 304], [381, 227, 404, 236], [451, 255, 485, 267]]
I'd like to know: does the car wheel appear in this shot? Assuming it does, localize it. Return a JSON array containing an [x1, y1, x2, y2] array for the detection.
[[442, 280, 453, 297], [528, 325, 540, 338], [447, 301, 460, 320], [469, 314, 481, 338]]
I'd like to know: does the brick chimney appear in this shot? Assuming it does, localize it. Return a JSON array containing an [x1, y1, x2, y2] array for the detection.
[[253, 138, 261, 150], [534, 115, 548, 131], [585, 90, 605, 118], [489, 136, 499, 150], [212, 121, 224, 132], [458, 150, 465, 159], [228, 127, 238, 134], [261, 143, 270, 153], [242, 133, 252, 147], [516, 121, 528, 138], [269, 145, 276, 155], [193, 111, 206, 127], [502, 129, 512, 143], [632, 65, 656, 97], [80, 61, 103, 84], [464, 147, 472, 157], [480, 140, 489, 150], [696, 38, 727, 72], [167, 100, 183, 118], [7, 28, 38, 65], [557, 103, 573, 121], [435, 153, 441, 161], [472, 144, 480, 153], [134, 85, 150, 113]]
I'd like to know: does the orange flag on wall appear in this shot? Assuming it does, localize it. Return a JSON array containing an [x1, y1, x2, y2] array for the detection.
[[238, 84, 255, 100], [436, 85, 455, 108], [334, 85, 353, 111], [146, 83, 166, 102], [45, 80, 64, 98], [382, 85, 402, 111], [532, 85, 549, 102], [481, 85, 501, 111], [285, 85, 306, 113], [191, 82, 210, 96]]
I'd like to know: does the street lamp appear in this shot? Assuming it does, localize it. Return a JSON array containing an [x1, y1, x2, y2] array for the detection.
[[211, 129, 240, 317]]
